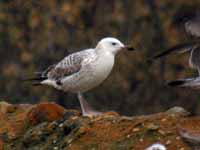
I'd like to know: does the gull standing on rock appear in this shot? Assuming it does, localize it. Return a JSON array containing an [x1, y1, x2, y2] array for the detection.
[[27, 37, 134, 116]]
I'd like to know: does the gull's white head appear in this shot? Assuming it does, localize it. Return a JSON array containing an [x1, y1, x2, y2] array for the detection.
[[96, 37, 134, 55], [145, 143, 166, 150]]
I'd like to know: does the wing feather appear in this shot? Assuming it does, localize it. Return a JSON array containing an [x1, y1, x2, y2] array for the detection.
[[151, 41, 199, 60], [25, 49, 94, 85], [46, 53, 83, 80]]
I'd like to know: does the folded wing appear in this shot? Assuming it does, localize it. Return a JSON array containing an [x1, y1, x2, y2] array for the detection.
[[47, 54, 83, 81], [27, 51, 89, 85], [151, 41, 199, 60]]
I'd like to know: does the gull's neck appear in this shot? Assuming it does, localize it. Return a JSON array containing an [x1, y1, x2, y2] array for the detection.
[[95, 45, 116, 56]]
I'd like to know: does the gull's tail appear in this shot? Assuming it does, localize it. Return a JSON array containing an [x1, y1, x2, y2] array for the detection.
[[168, 77, 200, 88], [22, 72, 47, 86]]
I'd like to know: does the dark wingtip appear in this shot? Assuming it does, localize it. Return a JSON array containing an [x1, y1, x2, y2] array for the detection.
[[151, 52, 169, 60], [148, 41, 197, 62], [22, 77, 47, 82], [124, 45, 135, 51], [167, 80, 186, 87]]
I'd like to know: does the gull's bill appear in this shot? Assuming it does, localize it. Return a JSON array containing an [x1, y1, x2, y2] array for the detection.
[[123, 45, 135, 51]]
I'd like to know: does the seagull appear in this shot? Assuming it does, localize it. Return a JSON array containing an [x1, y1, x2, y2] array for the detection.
[[150, 7, 200, 88], [145, 143, 166, 150], [27, 37, 134, 116]]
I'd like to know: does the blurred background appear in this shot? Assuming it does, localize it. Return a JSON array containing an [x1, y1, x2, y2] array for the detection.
[[0, 0, 200, 116]]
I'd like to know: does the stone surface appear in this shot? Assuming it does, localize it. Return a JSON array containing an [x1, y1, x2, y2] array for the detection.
[[0, 139, 3, 150], [0, 103, 200, 150], [178, 117, 200, 150], [0, 101, 66, 150], [27, 103, 66, 125]]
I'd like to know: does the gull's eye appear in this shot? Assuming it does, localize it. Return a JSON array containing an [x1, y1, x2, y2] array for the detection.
[[111, 42, 117, 46]]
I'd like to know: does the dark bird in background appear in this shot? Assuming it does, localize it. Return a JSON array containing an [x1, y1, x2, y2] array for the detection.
[[150, 6, 200, 88]]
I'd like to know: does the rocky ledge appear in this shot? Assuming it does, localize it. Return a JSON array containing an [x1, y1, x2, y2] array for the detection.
[[0, 101, 200, 150]]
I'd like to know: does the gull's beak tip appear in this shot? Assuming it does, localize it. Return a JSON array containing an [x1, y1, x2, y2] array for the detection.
[[124, 45, 135, 51]]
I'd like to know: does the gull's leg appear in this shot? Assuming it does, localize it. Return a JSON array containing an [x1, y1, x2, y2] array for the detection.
[[77, 92, 102, 117]]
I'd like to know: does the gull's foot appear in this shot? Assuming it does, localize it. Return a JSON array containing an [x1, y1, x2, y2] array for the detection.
[[78, 92, 103, 117], [82, 110, 102, 117]]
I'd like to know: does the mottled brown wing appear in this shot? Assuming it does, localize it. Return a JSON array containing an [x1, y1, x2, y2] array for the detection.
[[45, 53, 84, 80], [41, 64, 56, 77], [47, 64, 82, 80]]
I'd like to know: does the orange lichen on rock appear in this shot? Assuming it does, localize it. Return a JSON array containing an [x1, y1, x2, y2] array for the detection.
[[0, 138, 3, 150], [0, 102, 33, 139], [0, 101, 67, 149], [179, 117, 200, 135], [27, 103, 66, 125], [178, 116, 200, 148], [68, 110, 190, 150]]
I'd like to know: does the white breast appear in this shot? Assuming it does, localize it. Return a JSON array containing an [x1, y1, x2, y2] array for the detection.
[[91, 52, 115, 83]]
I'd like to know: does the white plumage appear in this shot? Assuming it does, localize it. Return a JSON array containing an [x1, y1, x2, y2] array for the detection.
[[145, 143, 166, 150]]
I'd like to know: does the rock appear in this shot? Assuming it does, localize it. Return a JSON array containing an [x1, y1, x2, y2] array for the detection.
[[178, 117, 200, 149], [146, 123, 159, 130], [0, 102, 71, 149], [0, 138, 3, 150], [0, 102, 33, 140], [0, 103, 198, 150], [27, 103, 66, 125], [132, 128, 140, 132], [166, 106, 190, 116], [0, 101, 13, 114], [102, 111, 119, 116]]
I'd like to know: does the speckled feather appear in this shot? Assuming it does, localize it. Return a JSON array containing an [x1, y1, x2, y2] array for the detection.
[[41, 49, 94, 81]]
